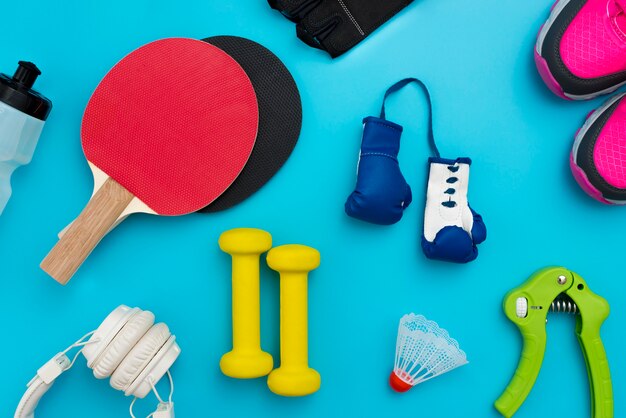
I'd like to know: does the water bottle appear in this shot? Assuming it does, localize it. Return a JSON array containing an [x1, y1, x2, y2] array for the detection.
[[0, 61, 52, 214]]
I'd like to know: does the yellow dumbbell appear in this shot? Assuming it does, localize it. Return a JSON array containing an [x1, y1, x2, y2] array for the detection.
[[266, 244, 321, 396], [219, 228, 274, 378]]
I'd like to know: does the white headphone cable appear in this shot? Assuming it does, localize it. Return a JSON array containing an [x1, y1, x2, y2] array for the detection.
[[26, 331, 98, 387], [129, 398, 138, 418], [64, 331, 98, 368], [129, 371, 175, 418], [150, 371, 174, 404]]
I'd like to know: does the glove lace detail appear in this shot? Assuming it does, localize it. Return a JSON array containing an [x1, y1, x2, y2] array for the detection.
[[442, 165, 459, 208]]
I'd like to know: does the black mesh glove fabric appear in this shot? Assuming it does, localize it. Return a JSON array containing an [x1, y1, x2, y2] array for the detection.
[[268, 0, 414, 58]]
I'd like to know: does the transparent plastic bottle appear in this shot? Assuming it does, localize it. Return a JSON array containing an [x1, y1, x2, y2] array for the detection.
[[0, 61, 52, 214]]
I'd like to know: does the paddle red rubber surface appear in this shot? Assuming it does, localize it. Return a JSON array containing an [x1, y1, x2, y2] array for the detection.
[[81, 38, 258, 215]]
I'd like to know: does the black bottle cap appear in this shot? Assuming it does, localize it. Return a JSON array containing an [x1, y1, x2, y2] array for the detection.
[[13, 61, 41, 89], [0, 61, 52, 121]]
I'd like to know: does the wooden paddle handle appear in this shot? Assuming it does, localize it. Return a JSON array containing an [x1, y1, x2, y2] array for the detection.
[[41, 177, 134, 285]]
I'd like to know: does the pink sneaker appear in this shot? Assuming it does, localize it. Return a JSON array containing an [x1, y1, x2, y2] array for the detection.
[[535, 0, 626, 100], [571, 93, 626, 203]]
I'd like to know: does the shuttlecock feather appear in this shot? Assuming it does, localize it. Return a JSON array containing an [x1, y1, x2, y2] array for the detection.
[[390, 313, 468, 392]]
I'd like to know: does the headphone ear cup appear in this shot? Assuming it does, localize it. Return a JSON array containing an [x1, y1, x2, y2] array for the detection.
[[92, 310, 155, 379], [82, 305, 137, 368], [110, 323, 171, 392], [128, 336, 180, 398]]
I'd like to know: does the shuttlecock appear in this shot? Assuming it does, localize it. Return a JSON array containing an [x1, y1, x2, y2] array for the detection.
[[390, 313, 468, 392]]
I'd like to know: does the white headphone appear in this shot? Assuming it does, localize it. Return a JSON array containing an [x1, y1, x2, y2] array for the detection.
[[14, 305, 181, 418]]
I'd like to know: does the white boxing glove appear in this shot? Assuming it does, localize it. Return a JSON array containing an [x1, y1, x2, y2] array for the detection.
[[421, 157, 486, 263]]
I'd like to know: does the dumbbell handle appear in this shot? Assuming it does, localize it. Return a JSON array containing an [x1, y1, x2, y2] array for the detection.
[[279, 272, 309, 367], [231, 255, 263, 351]]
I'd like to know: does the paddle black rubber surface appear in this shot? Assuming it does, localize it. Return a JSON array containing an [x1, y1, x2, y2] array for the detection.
[[201, 36, 302, 213]]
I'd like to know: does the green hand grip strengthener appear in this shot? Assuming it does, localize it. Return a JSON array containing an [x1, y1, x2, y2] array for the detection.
[[494, 267, 613, 418]]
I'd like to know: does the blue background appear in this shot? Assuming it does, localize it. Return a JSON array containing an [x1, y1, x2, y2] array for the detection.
[[1, 1, 624, 417]]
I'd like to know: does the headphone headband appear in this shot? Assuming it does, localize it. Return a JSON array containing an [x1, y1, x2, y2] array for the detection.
[[14, 306, 179, 418], [14, 353, 71, 418]]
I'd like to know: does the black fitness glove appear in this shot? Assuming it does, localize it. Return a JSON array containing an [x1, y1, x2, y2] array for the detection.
[[268, 0, 414, 58]]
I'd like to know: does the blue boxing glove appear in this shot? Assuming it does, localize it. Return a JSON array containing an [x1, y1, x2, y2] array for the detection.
[[345, 116, 412, 225], [421, 157, 486, 263]]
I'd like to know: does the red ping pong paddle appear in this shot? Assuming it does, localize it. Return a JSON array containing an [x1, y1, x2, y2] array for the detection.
[[40, 38, 259, 284]]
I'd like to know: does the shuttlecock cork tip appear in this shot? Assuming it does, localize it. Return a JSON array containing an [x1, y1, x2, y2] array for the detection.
[[389, 371, 412, 393]]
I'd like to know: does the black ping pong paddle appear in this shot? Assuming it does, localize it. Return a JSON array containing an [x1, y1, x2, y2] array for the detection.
[[202, 35, 302, 212]]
